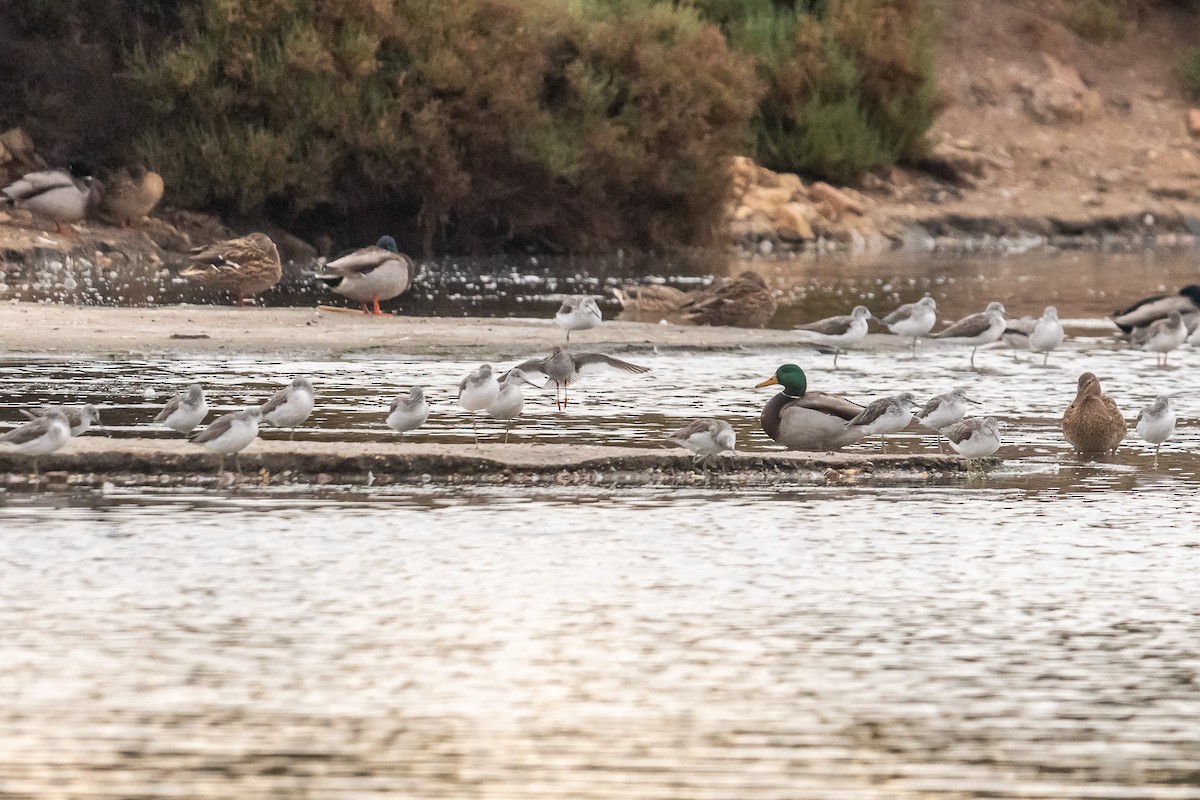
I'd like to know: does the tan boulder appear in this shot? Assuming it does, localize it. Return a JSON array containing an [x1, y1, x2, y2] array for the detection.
[[1020, 55, 1103, 125], [770, 202, 815, 241], [809, 182, 865, 216], [1188, 109, 1200, 137]]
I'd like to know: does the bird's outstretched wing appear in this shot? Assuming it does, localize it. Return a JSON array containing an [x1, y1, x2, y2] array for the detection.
[[572, 352, 651, 375]]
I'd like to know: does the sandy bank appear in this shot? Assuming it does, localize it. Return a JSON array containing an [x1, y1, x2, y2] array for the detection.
[[0, 438, 994, 488], [0, 303, 856, 359]]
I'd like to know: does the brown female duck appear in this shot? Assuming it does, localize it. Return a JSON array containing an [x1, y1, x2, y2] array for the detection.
[[180, 232, 282, 306], [1062, 372, 1126, 454], [99, 166, 164, 227]]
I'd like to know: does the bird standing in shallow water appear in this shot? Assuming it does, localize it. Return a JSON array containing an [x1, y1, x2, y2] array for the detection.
[[555, 296, 602, 342], [1062, 372, 1125, 454], [458, 365, 500, 445], [260, 377, 315, 440], [181, 233, 282, 307], [22, 404, 101, 437], [192, 407, 262, 473], [486, 369, 540, 443], [941, 417, 1002, 471], [155, 384, 208, 434], [316, 235, 414, 315], [845, 393, 917, 451], [915, 388, 976, 451], [755, 364, 866, 451], [509, 347, 650, 411], [1029, 306, 1065, 365], [881, 295, 937, 357], [1131, 310, 1187, 367], [387, 386, 429, 440], [793, 305, 873, 369], [0, 408, 72, 477], [1135, 395, 1175, 465], [667, 419, 737, 463], [933, 301, 1007, 369]]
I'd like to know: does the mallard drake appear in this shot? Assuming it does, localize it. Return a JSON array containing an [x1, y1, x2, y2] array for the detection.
[[881, 295, 937, 357], [1062, 372, 1126, 454], [678, 271, 777, 328], [316, 235, 414, 315], [755, 364, 866, 451], [2, 160, 101, 233], [99, 166, 164, 227], [793, 305, 873, 369], [180, 233, 282, 306], [1111, 285, 1200, 333]]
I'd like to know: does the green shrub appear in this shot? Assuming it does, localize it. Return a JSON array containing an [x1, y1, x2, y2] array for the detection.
[[1064, 0, 1127, 41], [127, 0, 759, 253], [1180, 46, 1200, 99]]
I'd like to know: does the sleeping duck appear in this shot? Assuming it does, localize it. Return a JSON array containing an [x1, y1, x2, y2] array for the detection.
[[755, 363, 867, 451], [180, 233, 282, 306], [99, 166, 164, 227], [2, 160, 101, 233], [316, 235, 415, 315]]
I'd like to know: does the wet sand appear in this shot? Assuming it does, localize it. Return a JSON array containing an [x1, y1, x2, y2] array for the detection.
[[0, 304, 833, 359], [0, 438, 990, 487]]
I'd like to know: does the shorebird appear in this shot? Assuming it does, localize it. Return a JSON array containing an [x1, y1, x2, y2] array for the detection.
[[1001, 314, 1036, 360], [155, 384, 208, 434], [458, 365, 501, 444], [2, 161, 100, 233], [915, 388, 976, 451], [260, 377, 315, 439], [1063, 372, 1125, 454], [316, 235, 414, 315], [387, 386, 429, 440], [509, 347, 650, 411], [21, 404, 101, 437], [181, 233, 282, 307], [667, 419, 737, 463], [932, 301, 1007, 369], [942, 416, 1002, 470], [486, 369, 540, 442], [554, 296, 603, 341], [881, 295, 937, 357], [793, 305, 873, 369], [1029, 306, 1065, 365], [1135, 395, 1175, 465], [756, 364, 867, 451], [0, 408, 72, 476], [1111, 284, 1200, 333], [192, 407, 262, 473], [1131, 310, 1187, 367], [844, 392, 917, 450]]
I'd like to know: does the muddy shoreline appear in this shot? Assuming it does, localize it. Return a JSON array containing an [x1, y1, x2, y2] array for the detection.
[[0, 438, 996, 489]]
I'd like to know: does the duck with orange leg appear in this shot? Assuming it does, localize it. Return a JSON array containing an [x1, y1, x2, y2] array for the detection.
[[317, 235, 415, 315]]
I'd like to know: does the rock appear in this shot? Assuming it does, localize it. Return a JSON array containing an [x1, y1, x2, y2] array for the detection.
[[1188, 109, 1200, 137], [1147, 182, 1193, 200], [771, 203, 815, 241], [809, 182, 865, 216], [1020, 55, 1103, 125]]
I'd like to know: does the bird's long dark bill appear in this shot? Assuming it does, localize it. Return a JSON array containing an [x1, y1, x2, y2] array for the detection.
[[755, 376, 779, 388]]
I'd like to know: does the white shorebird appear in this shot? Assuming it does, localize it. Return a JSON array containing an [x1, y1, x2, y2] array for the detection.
[[510, 347, 650, 411], [915, 388, 976, 451], [486, 369, 540, 442], [1131, 310, 1187, 367], [260, 377, 315, 439], [458, 365, 501, 444], [933, 301, 1007, 369], [387, 386, 429, 440], [881, 295, 937, 357], [1029, 306, 1065, 365], [154, 384, 208, 434], [942, 416, 1002, 470], [192, 407, 262, 473], [555, 296, 603, 342], [845, 392, 917, 450], [1135, 395, 1175, 465], [793, 305, 873, 369], [667, 419, 737, 463], [0, 408, 72, 476], [316, 235, 414, 315], [21, 404, 101, 436]]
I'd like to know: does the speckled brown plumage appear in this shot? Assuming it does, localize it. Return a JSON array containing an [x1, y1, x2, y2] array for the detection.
[[1063, 372, 1126, 453], [99, 166, 164, 227], [180, 233, 282, 306], [679, 271, 777, 328]]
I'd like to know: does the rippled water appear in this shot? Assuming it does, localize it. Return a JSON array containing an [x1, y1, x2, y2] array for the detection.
[[3, 249, 1200, 798]]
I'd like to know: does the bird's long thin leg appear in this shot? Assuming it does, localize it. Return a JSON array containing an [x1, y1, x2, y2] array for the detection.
[[472, 415, 479, 446], [911, 337, 918, 358], [235, 454, 242, 474], [970, 347, 977, 370], [289, 426, 296, 441], [1043, 352, 1049, 366], [504, 423, 511, 444]]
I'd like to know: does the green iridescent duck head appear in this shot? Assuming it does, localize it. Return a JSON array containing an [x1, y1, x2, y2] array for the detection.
[[756, 364, 807, 397]]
